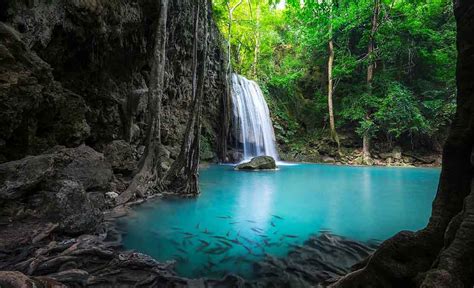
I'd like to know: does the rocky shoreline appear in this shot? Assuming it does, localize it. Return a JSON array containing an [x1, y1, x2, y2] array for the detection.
[[0, 144, 376, 287], [279, 143, 441, 168], [0, 196, 376, 287]]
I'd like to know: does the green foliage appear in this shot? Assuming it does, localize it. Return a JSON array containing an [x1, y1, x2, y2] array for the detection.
[[213, 0, 456, 150]]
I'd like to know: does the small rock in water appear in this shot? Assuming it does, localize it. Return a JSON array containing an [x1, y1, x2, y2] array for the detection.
[[235, 156, 277, 170]]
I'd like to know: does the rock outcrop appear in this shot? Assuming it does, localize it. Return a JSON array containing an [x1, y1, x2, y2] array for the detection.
[[0, 145, 112, 234], [0, 0, 229, 164], [0, 0, 232, 285], [235, 156, 277, 170]]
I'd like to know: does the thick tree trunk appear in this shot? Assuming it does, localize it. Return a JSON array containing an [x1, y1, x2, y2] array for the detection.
[[330, 1, 474, 287], [162, 0, 210, 195], [117, 0, 168, 205]]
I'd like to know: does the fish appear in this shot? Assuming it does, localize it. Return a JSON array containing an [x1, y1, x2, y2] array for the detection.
[[242, 244, 252, 254], [177, 247, 188, 254], [218, 239, 233, 248], [257, 234, 268, 238], [229, 238, 241, 244], [217, 215, 232, 219], [212, 235, 228, 240], [233, 256, 253, 264], [171, 226, 182, 231], [196, 245, 207, 252], [181, 232, 194, 236], [198, 239, 210, 246], [246, 220, 256, 223], [240, 236, 255, 244], [182, 239, 187, 247], [195, 223, 200, 229], [203, 246, 229, 255], [251, 227, 263, 233], [271, 222, 276, 227], [203, 228, 213, 235], [273, 230, 279, 235], [170, 239, 181, 246], [226, 231, 231, 237], [229, 221, 240, 225], [272, 215, 284, 220], [282, 234, 298, 238]]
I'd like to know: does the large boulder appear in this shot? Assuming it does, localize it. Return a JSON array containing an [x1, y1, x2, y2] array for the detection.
[[0, 145, 111, 233], [235, 156, 277, 170], [41, 180, 102, 235], [0, 145, 113, 201]]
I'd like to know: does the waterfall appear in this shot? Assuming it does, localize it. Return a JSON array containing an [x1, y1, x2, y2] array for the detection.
[[231, 74, 279, 162]]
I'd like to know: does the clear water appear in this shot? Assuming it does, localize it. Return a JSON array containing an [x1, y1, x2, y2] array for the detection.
[[231, 74, 279, 161], [121, 163, 440, 279]]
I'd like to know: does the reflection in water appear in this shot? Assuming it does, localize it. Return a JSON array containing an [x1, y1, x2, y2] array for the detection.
[[121, 164, 440, 279], [236, 173, 274, 230]]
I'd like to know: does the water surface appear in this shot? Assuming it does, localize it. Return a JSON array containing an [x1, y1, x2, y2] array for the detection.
[[121, 164, 440, 278]]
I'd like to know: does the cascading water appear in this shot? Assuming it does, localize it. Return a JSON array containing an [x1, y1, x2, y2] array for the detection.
[[231, 74, 279, 162]]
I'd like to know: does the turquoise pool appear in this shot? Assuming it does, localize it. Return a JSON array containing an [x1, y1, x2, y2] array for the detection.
[[120, 163, 440, 278]]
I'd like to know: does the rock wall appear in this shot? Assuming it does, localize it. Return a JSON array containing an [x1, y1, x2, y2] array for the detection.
[[0, 0, 229, 165]]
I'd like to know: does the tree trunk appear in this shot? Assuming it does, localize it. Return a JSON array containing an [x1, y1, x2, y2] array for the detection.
[[327, 37, 337, 142], [362, 127, 370, 162], [331, 1, 474, 287], [327, 1, 339, 147], [162, 0, 210, 195], [252, 2, 260, 78], [227, 0, 243, 74], [362, 0, 379, 164], [117, 0, 168, 205]]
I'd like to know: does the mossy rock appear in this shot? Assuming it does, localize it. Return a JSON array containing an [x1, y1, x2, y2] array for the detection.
[[235, 156, 277, 170]]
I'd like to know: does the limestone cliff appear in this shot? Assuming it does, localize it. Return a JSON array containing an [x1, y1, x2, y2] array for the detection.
[[0, 0, 229, 165]]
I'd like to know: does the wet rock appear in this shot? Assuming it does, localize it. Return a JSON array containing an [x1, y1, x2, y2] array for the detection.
[[103, 140, 136, 174], [322, 155, 336, 163], [41, 180, 102, 235], [235, 156, 277, 170]]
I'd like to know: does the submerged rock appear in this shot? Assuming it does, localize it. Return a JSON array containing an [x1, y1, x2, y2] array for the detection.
[[254, 233, 377, 286], [235, 156, 277, 170]]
